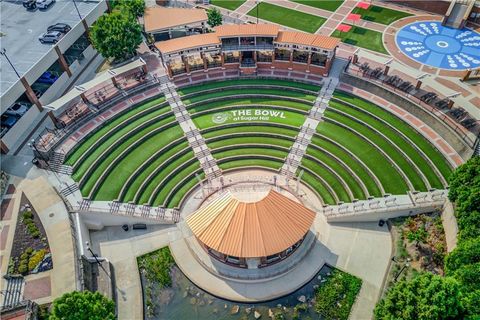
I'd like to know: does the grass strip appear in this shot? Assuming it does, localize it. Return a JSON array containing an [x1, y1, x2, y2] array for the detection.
[[302, 157, 351, 202], [66, 97, 165, 165], [213, 147, 289, 160], [330, 25, 388, 54], [151, 161, 201, 206], [72, 105, 171, 180], [218, 158, 283, 171], [316, 121, 408, 194], [166, 172, 205, 208], [189, 98, 312, 113], [93, 126, 185, 201], [193, 108, 306, 130], [122, 142, 190, 202], [334, 92, 452, 180], [182, 88, 316, 105], [247, 2, 326, 33], [351, 5, 412, 25], [80, 116, 176, 197], [203, 125, 299, 139], [178, 78, 320, 95], [138, 151, 195, 205], [210, 0, 245, 10], [208, 136, 294, 149], [324, 110, 426, 191], [291, 0, 344, 11], [301, 171, 336, 205], [305, 148, 366, 200], [309, 137, 382, 197], [330, 101, 443, 189]]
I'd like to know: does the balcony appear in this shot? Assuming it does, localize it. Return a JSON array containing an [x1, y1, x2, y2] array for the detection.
[[240, 58, 256, 68], [222, 44, 274, 52]]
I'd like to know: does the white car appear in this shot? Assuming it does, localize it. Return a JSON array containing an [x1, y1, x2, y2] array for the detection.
[[6, 102, 30, 117], [36, 0, 55, 9]]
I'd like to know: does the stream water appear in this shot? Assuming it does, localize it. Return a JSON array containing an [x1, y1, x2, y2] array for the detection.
[[141, 264, 332, 320]]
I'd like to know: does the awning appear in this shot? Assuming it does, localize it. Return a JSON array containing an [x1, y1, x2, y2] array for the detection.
[[186, 190, 316, 258], [346, 13, 362, 22], [356, 2, 371, 9], [44, 59, 146, 111], [336, 24, 352, 33]]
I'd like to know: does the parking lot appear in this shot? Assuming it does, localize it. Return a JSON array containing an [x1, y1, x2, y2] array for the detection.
[[0, 0, 101, 95]]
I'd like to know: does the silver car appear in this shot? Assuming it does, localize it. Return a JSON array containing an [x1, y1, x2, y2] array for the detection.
[[39, 31, 63, 44], [36, 0, 55, 9]]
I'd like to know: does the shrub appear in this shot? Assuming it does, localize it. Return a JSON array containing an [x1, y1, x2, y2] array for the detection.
[[374, 273, 463, 320], [137, 247, 175, 288], [315, 270, 362, 320], [25, 247, 33, 254], [28, 249, 46, 271], [50, 291, 115, 320], [18, 263, 28, 274], [22, 210, 33, 220]]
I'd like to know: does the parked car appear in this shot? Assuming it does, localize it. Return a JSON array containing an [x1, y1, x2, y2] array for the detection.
[[1, 115, 19, 129], [36, 0, 55, 9], [33, 89, 42, 99], [47, 23, 71, 34], [23, 0, 36, 9], [38, 31, 63, 44], [38, 71, 58, 84], [5, 102, 30, 117]]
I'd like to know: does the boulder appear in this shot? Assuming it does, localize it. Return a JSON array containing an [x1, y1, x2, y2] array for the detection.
[[254, 310, 262, 319], [230, 305, 240, 314], [268, 309, 274, 318], [245, 307, 252, 314], [297, 295, 306, 303]]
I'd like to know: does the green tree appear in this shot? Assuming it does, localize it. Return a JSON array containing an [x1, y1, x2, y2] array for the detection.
[[49, 291, 115, 320], [374, 273, 463, 320], [448, 156, 480, 204], [207, 8, 222, 27], [112, 0, 145, 17], [90, 11, 142, 61], [444, 237, 480, 274], [406, 226, 427, 247]]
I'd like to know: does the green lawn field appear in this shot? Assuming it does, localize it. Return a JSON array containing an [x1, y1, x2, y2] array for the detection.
[[247, 2, 326, 33], [210, 0, 245, 10], [291, 0, 344, 12], [351, 5, 412, 25], [330, 25, 388, 54]]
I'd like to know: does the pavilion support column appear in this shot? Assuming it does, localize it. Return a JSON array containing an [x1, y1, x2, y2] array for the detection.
[[80, 93, 89, 103], [221, 53, 225, 68], [1, 140, 10, 155], [253, 51, 257, 62], [20, 78, 43, 112], [54, 46, 72, 77], [167, 65, 173, 78], [353, 53, 359, 64], [289, 51, 293, 70], [415, 80, 422, 90], [201, 53, 208, 71], [384, 65, 390, 76], [183, 56, 191, 74], [306, 53, 312, 72]]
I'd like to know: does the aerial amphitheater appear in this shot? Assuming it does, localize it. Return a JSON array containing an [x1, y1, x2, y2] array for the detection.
[[1, 1, 479, 320]]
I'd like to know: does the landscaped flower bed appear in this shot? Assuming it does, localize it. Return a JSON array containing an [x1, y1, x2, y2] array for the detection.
[[8, 194, 52, 276]]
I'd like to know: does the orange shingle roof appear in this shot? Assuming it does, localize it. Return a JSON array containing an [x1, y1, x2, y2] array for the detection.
[[276, 31, 340, 50], [155, 33, 221, 54], [215, 24, 280, 37], [144, 7, 207, 32], [186, 190, 316, 258]]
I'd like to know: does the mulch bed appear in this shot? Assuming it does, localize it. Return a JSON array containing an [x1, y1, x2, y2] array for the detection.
[[9, 193, 52, 275]]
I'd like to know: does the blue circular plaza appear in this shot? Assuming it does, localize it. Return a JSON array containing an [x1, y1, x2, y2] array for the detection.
[[396, 21, 480, 70]]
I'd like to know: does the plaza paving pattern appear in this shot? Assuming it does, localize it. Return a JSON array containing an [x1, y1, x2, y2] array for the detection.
[[396, 21, 480, 70]]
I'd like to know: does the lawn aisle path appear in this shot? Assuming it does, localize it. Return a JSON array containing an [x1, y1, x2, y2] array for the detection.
[[158, 76, 222, 182], [281, 59, 344, 177]]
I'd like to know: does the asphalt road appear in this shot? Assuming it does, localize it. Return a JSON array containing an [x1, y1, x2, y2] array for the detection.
[[0, 0, 100, 95]]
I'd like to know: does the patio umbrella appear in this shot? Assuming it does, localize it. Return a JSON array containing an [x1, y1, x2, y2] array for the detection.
[[356, 2, 371, 10], [346, 13, 362, 24], [336, 24, 352, 33]]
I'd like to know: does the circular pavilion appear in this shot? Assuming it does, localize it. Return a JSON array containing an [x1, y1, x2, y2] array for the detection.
[[186, 189, 316, 269]]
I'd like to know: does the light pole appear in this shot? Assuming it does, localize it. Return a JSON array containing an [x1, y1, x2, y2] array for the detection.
[[393, 257, 411, 282], [0, 49, 21, 79], [72, 0, 82, 20]]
